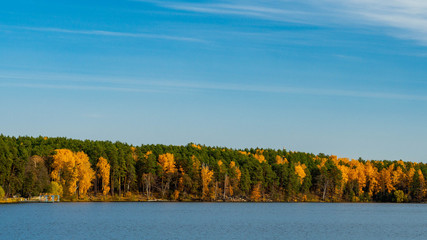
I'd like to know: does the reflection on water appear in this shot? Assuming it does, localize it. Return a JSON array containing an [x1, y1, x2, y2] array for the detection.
[[1, 202, 426, 239]]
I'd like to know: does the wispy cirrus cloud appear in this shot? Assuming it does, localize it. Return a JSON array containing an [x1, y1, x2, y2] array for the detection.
[[0, 82, 162, 93], [137, 0, 316, 23], [139, 0, 427, 45], [166, 3, 308, 22], [4, 25, 204, 43], [333, 0, 427, 45], [1, 71, 427, 101]]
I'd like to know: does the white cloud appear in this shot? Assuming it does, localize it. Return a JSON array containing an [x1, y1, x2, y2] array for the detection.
[[7, 25, 204, 43], [148, 1, 315, 24], [1, 71, 427, 101], [324, 0, 427, 45], [142, 0, 427, 45], [0, 82, 162, 93]]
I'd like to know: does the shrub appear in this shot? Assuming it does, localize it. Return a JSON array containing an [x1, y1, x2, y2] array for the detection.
[[0, 186, 5, 199]]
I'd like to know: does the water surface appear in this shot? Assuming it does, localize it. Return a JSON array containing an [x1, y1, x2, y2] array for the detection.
[[1, 202, 425, 239]]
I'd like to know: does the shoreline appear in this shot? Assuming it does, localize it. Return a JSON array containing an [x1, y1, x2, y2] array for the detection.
[[2, 198, 424, 204]]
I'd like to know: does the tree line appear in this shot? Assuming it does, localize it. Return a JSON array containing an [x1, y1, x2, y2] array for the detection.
[[0, 135, 426, 202]]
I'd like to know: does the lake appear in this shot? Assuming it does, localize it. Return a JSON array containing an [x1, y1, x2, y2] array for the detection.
[[1, 202, 426, 239]]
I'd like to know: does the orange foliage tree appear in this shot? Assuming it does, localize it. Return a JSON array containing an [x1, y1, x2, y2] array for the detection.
[[51, 149, 95, 198], [276, 155, 288, 165], [75, 151, 95, 197], [228, 161, 241, 197], [96, 157, 110, 196], [379, 165, 395, 194], [158, 153, 177, 198], [253, 149, 266, 163], [251, 182, 262, 202], [294, 163, 307, 184], [201, 165, 214, 200], [158, 153, 177, 174]]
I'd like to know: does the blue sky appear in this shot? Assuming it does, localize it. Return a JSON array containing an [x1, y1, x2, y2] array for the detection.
[[1, 0, 427, 162]]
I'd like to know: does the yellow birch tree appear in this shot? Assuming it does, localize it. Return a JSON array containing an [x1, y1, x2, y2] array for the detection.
[[97, 157, 111, 196], [201, 165, 214, 200], [51, 149, 95, 198], [75, 151, 95, 197]]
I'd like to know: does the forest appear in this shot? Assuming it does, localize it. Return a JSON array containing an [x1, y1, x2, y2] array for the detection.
[[0, 135, 426, 203]]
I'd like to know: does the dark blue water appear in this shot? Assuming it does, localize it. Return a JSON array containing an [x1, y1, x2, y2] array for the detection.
[[1, 202, 426, 239]]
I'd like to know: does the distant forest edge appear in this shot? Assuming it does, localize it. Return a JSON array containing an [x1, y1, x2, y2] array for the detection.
[[0, 135, 426, 203]]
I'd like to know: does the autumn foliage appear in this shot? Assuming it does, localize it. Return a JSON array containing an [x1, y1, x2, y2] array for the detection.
[[294, 163, 307, 184], [158, 153, 177, 174], [51, 149, 95, 198], [201, 165, 214, 200], [1, 136, 427, 203], [251, 182, 262, 202], [97, 157, 110, 196]]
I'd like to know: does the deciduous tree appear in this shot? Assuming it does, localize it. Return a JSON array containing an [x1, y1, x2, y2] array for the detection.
[[51, 149, 95, 198], [97, 157, 110, 196], [201, 165, 214, 200]]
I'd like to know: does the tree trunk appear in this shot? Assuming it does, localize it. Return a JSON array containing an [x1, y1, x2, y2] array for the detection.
[[95, 175, 98, 195], [223, 174, 228, 200], [111, 173, 114, 196], [323, 180, 329, 201], [161, 177, 165, 198], [146, 175, 150, 199], [214, 181, 218, 201], [118, 177, 121, 197]]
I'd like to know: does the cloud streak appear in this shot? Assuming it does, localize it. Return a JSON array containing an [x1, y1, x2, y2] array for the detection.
[[8, 25, 204, 43], [325, 0, 427, 45], [1, 72, 427, 101], [0, 82, 162, 93], [141, 0, 427, 45], [140, 1, 315, 24]]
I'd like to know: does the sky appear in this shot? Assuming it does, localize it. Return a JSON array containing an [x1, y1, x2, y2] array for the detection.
[[1, 0, 427, 162]]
